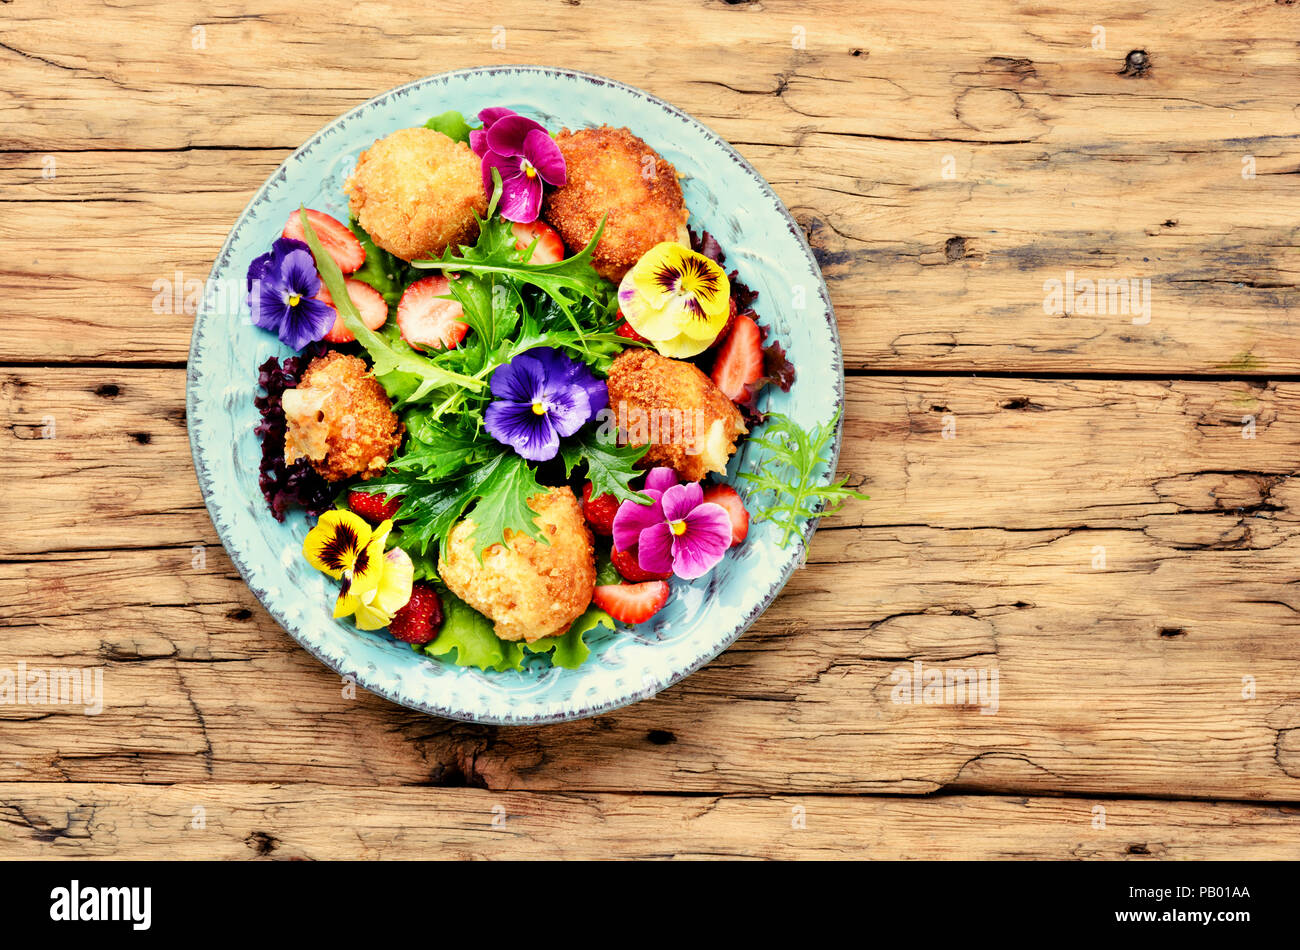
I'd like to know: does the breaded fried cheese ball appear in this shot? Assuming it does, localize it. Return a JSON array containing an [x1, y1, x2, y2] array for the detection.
[[345, 127, 487, 261], [438, 486, 596, 643], [543, 126, 691, 281], [606, 348, 746, 483], [281, 351, 403, 482]]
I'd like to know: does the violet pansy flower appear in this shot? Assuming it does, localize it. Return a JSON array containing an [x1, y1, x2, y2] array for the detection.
[[613, 467, 732, 580], [469, 107, 566, 223], [247, 237, 335, 350], [484, 347, 606, 462]]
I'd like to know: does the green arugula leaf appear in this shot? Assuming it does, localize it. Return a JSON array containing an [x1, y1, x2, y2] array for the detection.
[[461, 452, 548, 559], [559, 428, 652, 506], [347, 220, 409, 308], [737, 407, 870, 548], [412, 214, 609, 319], [296, 207, 483, 404], [425, 110, 474, 144]]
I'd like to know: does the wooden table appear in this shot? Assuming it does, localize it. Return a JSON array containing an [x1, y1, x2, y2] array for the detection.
[[2, 0, 1298, 860]]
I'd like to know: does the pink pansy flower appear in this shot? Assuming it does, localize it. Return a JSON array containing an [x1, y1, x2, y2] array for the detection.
[[469, 107, 566, 223], [613, 467, 732, 580]]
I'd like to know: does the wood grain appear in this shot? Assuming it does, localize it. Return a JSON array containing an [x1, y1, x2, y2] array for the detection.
[[3, 784, 1298, 860], [1, 0, 1297, 371], [4, 369, 1298, 799], [3, 0, 1299, 859]]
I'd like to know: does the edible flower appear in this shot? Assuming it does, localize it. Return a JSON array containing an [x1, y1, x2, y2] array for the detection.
[[612, 467, 732, 580], [247, 237, 336, 350], [303, 510, 414, 630], [469, 107, 567, 223], [618, 242, 731, 358], [485, 347, 607, 462]]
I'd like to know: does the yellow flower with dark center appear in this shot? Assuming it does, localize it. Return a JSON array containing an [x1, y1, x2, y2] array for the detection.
[[303, 510, 413, 630], [618, 242, 731, 358]]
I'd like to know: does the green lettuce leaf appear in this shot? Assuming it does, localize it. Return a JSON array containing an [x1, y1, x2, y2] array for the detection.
[[422, 588, 524, 672], [426, 110, 475, 144]]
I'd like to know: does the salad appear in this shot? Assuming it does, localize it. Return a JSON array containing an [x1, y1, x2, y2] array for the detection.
[[246, 105, 865, 673]]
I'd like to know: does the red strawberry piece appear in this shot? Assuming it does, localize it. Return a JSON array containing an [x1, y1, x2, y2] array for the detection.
[[283, 209, 365, 275], [397, 275, 469, 351], [348, 489, 402, 523], [388, 583, 443, 645], [615, 319, 649, 344], [710, 313, 764, 403], [592, 580, 670, 625], [318, 279, 389, 343], [581, 481, 618, 536], [701, 483, 749, 547], [610, 544, 672, 582], [512, 220, 566, 264]]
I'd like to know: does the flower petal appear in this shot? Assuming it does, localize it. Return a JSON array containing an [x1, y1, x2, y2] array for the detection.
[[636, 522, 676, 574], [613, 493, 665, 552], [490, 354, 546, 403], [486, 114, 548, 157], [542, 383, 591, 439], [522, 128, 566, 186], [643, 467, 679, 494], [477, 106, 517, 129], [281, 296, 335, 350], [497, 173, 543, 223], [280, 248, 321, 298], [480, 149, 522, 198], [303, 510, 372, 578], [485, 400, 560, 461], [647, 329, 713, 359], [468, 128, 489, 158], [661, 482, 704, 523], [251, 278, 289, 333], [671, 502, 733, 579]]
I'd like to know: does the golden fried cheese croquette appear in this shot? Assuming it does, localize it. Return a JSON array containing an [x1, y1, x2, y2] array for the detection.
[[543, 126, 691, 281], [606, 348, 746, 483], [282, 351, 404, 482], [438, 487, 596, 643], [345, 127, 487, 261]]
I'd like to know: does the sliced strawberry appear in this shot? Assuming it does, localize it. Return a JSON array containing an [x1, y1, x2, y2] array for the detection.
[[348, 489, 402, 523], [318, 279, 389, 343], [616, 319, 649, 344], [610, 545, 672, 582], [701, 483, 749, 547], [581, 481, 618, 536], [397, 275, 469, 351], [283, 209, 365, 275], [512, 220, 565, 264], [710, 313, 764, 403], [388, 583, 443, 645], [592, 580, 670, 625]]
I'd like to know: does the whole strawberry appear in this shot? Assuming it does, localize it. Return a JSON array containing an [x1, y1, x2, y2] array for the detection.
[[581, 481, 618, 536], [389, 583, 443, 645], [611, 545, 671, 582], [349, 489, 401, 523]]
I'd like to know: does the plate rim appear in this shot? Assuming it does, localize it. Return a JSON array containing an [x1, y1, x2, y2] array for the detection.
[[187, 64, 845, 725]]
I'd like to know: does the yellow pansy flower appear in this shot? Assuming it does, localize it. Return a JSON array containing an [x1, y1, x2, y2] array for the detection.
[[303, 510, 413, 630], [617, 242, 731, 358]]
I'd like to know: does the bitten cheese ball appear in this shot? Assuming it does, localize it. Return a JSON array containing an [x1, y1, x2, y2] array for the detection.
[[605, 348, 747, 483], [345, 127, 487, 261], [438, 487, 596, 643], [281, 351, 403, 482], [543, 126, 691, 281]]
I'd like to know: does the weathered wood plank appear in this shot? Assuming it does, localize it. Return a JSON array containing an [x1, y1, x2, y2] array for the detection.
[[2, 0, 1297, 371], [3, 784, 1298, 860], [3, 369, 1298, 797]]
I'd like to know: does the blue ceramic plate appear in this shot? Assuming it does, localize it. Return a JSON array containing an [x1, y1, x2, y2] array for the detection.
[[188, 66, 843, 724]]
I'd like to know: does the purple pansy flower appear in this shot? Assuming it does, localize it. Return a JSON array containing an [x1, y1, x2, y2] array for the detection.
[[469, 107, 566, 223], [613, 467, 732, 580], [484, 347, 607, 462], [246, 237, 334, 350]]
